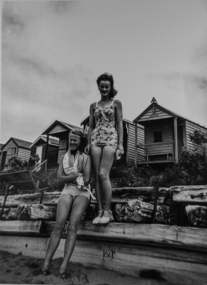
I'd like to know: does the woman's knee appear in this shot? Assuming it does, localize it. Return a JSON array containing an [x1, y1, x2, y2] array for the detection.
[[54, 221, 65, 233], [99, 171, 109, 181], [94, 170, 100, 179], [68, 222, 79, 232]]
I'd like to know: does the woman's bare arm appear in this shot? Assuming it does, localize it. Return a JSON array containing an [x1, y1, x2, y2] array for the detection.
[[57, 156, 81, 186], [115, 100, 124, 154], [85, 103, 95, 154], [83, 155, 91, 186]]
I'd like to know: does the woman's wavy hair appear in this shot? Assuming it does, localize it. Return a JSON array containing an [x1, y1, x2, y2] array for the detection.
[[69, 129, 87, 153], [97, 73, 118, 99]]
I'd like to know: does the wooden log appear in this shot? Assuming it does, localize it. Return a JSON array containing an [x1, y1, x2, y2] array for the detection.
[[185, 205, 207, 228], [0, 192, 61, 207], [6, 208, 18, 220], [173, 190, 207, 203], [0, 185, 206, 209], [171, 185, 207, 192], [0, 208, 10, 219], [114, 199, 154, 222], [17, 204, 56, 220], [28, 204, 56, 220], [1, 235, 207, 283], [0, 220, 43, 235], [43, 221, 207, 252], [0, 187, 170, 207]]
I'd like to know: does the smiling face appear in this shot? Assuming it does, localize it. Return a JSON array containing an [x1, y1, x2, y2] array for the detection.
[[69, 133, 81, 151], [98, 80, 111, 97]]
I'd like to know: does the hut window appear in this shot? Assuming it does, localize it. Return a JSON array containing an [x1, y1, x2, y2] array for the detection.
[[8, 147, 17, 155], [154, 131, 162, 142]]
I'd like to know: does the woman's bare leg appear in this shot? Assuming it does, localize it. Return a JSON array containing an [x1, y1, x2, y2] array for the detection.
[[42, 194, 73, 271], [99, 146, 116, 211], [91, 146, 103, 210], [59, 196, 90, 274]]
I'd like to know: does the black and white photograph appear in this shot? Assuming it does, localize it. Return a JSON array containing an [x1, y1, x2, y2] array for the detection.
[[0, 0, 207, 284]]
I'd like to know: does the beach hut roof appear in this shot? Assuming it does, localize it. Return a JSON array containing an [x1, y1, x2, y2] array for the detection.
[[42, 120, 82, 135], [30, 135, 59, 148], [133, 98, 207, 130], [1, 137, 32, 150]]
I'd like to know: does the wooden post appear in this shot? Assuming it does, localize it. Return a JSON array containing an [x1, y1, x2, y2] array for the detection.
[[45, 134, 49, 171], [135, 122, 138, 167], [66, 131, 70, 151], [0, 183, 9, 220], [183, 123, 187, 148], [152, 184, 159, 223], [174, 117, 178, 163]]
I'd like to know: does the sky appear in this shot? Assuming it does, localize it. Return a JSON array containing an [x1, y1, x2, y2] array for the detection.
[[1, 0, 207, 144]]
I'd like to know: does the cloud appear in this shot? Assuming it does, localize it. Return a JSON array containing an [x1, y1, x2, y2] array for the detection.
[[2, 5, 25, 33], [145, 72, 184, 91], [1, 1, 94, 143], [48, 1, 76, 14], [145, 71, 207, 92]]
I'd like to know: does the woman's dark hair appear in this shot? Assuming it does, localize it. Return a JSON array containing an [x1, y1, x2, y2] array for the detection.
[[69, 129, 87, 153], [97, 73, 118, 99]]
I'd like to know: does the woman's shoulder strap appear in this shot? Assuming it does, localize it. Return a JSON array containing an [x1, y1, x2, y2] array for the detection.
[[110, 98, 115, 105]]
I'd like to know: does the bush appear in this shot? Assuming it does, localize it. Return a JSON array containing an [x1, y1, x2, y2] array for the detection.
[[110, 129, 207, 187]]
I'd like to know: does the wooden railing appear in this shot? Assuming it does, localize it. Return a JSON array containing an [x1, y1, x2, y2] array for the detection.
[[137, 141, 175, 161]]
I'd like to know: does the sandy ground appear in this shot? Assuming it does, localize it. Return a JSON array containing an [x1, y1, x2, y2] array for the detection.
[[0, 250, 176, 285]]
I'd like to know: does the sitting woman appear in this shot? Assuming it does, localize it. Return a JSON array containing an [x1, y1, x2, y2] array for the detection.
[[41, 129, 91, 279]]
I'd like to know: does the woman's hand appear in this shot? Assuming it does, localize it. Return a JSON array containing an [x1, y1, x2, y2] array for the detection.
[[118, 143, 124, 156], [85, 144, 91, 155]]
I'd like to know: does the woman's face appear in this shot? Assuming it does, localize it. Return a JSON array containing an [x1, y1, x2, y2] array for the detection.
[[69, 134, 81, 151], [98, 80, 111, 97]]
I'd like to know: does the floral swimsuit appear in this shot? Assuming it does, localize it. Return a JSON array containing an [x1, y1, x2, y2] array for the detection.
[[91, 99, 118, 150]]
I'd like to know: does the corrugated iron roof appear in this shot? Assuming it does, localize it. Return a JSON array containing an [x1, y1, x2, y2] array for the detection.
[[30, 135, 59, 148]]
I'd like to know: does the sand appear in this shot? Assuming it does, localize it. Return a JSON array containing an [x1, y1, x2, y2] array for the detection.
[[0, 250, 174, 285]]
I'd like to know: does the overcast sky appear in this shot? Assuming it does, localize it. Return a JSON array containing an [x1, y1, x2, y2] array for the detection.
[[1, 0, 207, 144]]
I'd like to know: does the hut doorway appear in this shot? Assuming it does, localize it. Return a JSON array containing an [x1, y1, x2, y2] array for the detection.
[[0, 151, 7, 170]]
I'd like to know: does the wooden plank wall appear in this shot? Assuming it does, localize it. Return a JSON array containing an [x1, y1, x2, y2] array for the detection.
[[145, 124, 174, 156], [58, 139, 67, 163], [127, 123, 145, 163], [48, 124, 67, 135], [139, 106, 172, 122], [2, 140, 18, 165], [186, 121, 207, 152], [18, 148, 31, 162]]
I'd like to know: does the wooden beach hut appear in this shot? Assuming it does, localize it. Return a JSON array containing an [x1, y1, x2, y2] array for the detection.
[[41, 120, 82, 168], [80, 117, 145, 164], [0, 138, 32, 170], [0, 144, 4, 163], [133, 98, 207, 166], [30, 135, 59, 169]]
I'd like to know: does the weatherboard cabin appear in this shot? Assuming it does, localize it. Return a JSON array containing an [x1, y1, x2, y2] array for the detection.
[[41, 120, 82, 168], [80, 117, 145, 164], [30, 135, 59, 169], [0, 144, 4, 162], [0, 138, 32, 170], [133, 98, 207, 166]]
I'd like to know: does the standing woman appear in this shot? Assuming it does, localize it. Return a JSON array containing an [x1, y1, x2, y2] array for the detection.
[[42, 129, 91, 279], [85, 73, 124, 225]]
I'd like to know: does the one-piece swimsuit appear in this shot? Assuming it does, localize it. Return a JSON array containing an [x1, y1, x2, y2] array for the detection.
[[90, 99, 118, 150]]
